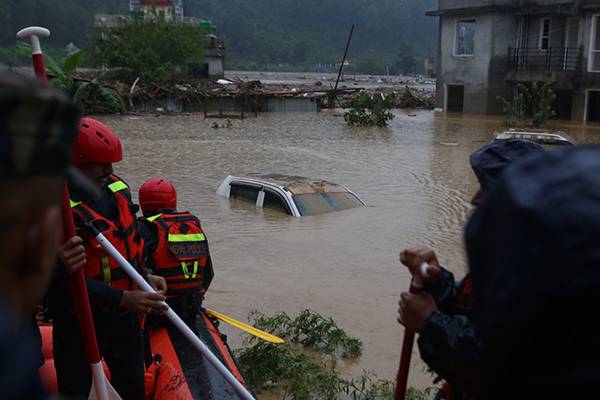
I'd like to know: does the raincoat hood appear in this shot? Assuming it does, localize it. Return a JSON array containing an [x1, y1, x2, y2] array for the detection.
[[469, 139, 544, 191]]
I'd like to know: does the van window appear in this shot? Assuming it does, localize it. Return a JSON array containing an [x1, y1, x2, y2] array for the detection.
[[263, 191, 291, 215], [230, 184, 260, 202], [292, 192, 363, 216]]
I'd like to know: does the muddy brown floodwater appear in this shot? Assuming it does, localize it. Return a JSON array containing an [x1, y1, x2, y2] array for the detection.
[[98, 110, 600, 394]]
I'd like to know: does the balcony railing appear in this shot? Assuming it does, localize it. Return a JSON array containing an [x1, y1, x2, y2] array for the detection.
[[509, 47, 582, 72]]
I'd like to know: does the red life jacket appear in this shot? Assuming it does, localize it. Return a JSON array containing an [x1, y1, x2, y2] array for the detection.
[[70, 175, 144, 290], [144, 212, 210, 297]]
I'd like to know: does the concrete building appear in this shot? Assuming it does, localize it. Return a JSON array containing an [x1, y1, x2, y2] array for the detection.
[[129, 0, 183, 22], [427, 0, 600, 122]]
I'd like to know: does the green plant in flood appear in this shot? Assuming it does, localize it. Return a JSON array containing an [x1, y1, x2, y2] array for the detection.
[[236, 341, 341, 400], [16, 44, 131, 114], [236, 310, 434, 399], [343, 91, 396, 128], [248, 309, 362, 358], [496, 80, 556, 128]]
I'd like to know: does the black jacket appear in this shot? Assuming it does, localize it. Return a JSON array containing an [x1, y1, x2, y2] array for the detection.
[[417, 268, 482, 397]]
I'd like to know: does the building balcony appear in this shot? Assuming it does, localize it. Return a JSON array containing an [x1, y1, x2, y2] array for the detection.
[[509, 47, 582, 72]]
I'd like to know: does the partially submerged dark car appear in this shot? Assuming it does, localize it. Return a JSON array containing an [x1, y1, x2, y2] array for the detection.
[[216, 174, 366, 217]]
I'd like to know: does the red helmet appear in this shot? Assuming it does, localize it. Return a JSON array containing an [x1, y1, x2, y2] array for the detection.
[[73, 117, 122, 167], [139, 178, 177, 213]]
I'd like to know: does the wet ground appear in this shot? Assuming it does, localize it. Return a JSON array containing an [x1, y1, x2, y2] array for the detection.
[[100, 109, 600, 393]]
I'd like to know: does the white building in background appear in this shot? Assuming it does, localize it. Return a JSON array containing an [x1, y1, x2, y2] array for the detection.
[[129, 0, 184, 22]]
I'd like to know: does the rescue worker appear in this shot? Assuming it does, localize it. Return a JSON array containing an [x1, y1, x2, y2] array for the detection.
[[397, 139, 544, 399], [465, 146, 600, 399], [51, 118, 168, 399], [0, 72, 79, 399], [138, 178, 214, 324]]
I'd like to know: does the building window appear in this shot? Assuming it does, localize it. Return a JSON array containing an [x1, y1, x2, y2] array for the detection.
[[455, 20, 475, 56], [539, 18, 551, 50], [590, 15, 600, 72]]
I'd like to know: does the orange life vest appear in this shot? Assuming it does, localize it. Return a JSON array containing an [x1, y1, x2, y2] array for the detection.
[[70, 175, 144, 290], [144, 212, 210, 297]]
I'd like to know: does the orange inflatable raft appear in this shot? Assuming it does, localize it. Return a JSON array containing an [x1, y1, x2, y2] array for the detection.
[[39, 311, 250, 399]]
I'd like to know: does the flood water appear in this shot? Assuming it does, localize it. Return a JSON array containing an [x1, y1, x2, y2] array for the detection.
[[99, 110, 600, 392]]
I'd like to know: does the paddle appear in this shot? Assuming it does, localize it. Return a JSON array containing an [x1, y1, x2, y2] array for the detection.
[[16, 26, 120, 400], [87, 225, 256, 400], [394, 262, 429, 400], [204, 308, 285, 344]]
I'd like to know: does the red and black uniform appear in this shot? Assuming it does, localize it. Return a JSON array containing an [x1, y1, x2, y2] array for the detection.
[[51, 175, 146, 400], [70, 175, 145, 290], [140, 210, 214, 321], [417, 270, 481, 400]]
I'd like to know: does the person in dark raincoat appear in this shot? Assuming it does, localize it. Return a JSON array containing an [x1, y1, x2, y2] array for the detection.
[[465, 145, 600, 400], [397, 139, 544, 399]]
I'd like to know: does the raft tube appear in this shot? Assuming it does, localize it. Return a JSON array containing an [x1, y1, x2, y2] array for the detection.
[[39, 311, 250, 400]]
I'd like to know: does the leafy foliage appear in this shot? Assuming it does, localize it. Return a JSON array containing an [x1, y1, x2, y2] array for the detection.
[[236, 310, 434, 400], [496, 81, 557, 128], [524, 81, 557, 128], [73, 68, 132, 115], [248, 309, 362, 358], [91, 19, 207, 82], [344, 91, 397, 127], [237, 341, 342, 400], [16, 43, 130, 114]]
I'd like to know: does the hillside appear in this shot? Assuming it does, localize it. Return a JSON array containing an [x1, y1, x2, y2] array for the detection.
[[1, 0, 438, 73]]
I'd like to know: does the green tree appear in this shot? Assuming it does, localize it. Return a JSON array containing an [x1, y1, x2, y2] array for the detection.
[[496, 81, 556, 128], [524, 81, 557, 128], [343, 91, 396, 127], [91, 19, 207, 81]]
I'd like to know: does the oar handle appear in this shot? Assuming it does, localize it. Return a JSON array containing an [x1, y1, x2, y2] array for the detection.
[[89, 226, 255, 400], [20, 24, 110, 400], [394, 263, 428, 400], [16, 26, 50, 81], [63, 191, 111, 400]]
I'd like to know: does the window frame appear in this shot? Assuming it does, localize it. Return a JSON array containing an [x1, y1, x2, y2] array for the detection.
[[589, 14, 600, 73], [539, 17, 551, 50], [229, 183, 261, 203], [454, 18, 476, 57], [261, 188, 293, 215]]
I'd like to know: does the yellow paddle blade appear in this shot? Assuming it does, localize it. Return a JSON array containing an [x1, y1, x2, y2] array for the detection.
[[206, 308, 285, 344]]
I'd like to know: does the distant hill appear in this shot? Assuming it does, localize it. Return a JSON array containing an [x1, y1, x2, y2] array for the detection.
[[1, 0, 438, 73], [186, 0, 438, 72]]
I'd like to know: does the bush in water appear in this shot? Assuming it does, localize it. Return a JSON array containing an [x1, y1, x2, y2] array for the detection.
[[236, 309, 434, 400], [343, 91, 396, 128]]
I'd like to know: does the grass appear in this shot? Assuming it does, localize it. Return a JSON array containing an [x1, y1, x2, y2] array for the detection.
[[235, 309, 434, 400]]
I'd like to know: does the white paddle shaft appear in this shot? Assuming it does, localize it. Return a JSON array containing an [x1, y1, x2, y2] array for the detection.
[[93, 231, 255, 400], [89, 361, 122, 400]]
